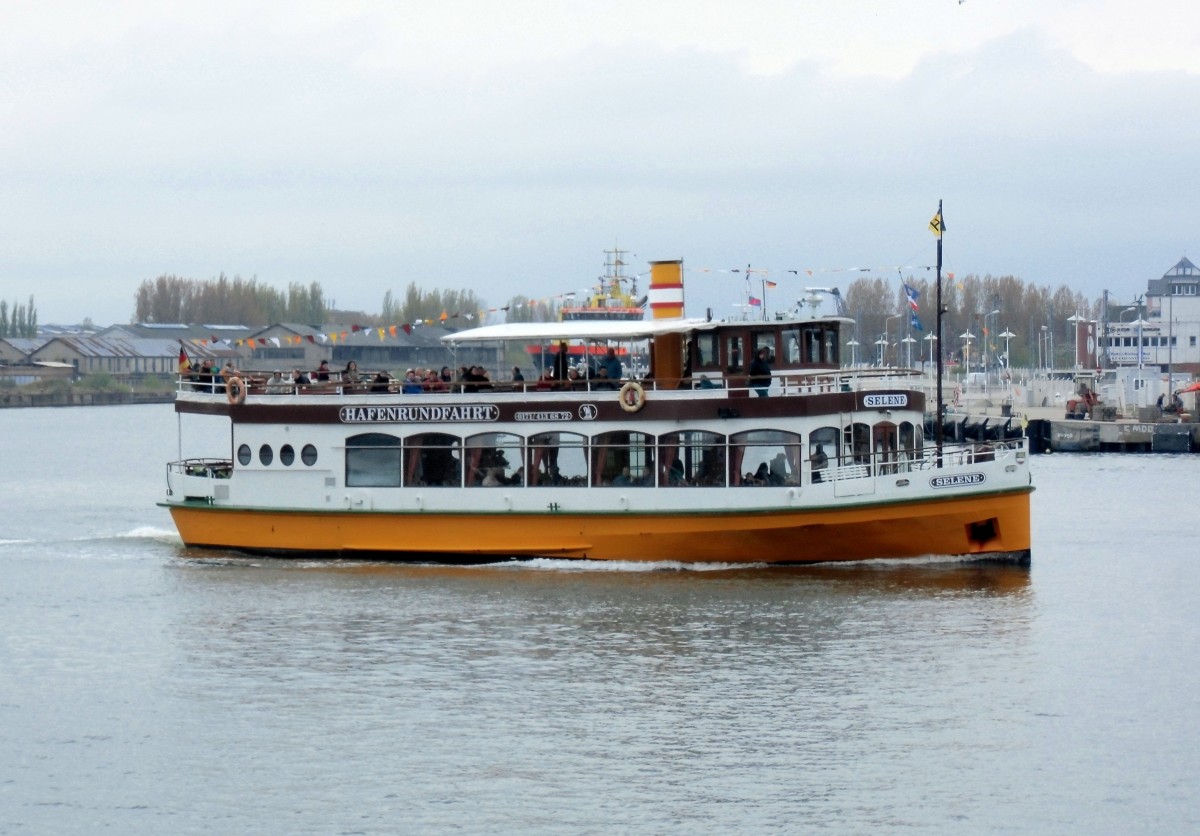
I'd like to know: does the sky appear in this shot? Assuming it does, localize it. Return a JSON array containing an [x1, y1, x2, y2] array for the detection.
[[2, 0, 1198, 326]]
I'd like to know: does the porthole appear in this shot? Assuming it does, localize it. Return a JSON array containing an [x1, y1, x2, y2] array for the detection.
[[237, 444, 252, 466], [301, 444, 318, 466], [259, 444, 273, 466], [280, 444, 295, 466]]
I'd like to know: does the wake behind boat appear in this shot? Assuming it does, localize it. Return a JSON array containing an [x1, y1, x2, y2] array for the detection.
[[161, 259, 1032, 564]]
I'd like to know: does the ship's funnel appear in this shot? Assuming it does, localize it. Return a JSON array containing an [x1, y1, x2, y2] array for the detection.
[[648, 259, 684, 320]]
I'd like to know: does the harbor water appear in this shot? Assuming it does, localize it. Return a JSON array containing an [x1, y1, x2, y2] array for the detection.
[[1, 404, 1197, 834]]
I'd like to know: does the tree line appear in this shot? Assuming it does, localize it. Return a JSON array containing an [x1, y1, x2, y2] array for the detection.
[[843, 273, 1095, 369], [0, 296, 38, 338], [133, 275, 330, 325]]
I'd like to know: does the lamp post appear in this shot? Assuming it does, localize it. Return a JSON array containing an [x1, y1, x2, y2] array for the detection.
[[875, 336, 888, 366], [901, 335, 916, 368], [924, 332, 938, 376], [884, 314, 902, 366], [982, 309, 999, 390], [999, 329, 1016, 371], [1040, 325, 1048, 373], [960, 330, 975, 382], [845, 339, 859, 367], [1066, 313, 1083, 369]]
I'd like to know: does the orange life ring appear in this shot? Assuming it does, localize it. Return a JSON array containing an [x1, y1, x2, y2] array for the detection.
[[226, 376, 247, 405], [619, 380, 646, 413]]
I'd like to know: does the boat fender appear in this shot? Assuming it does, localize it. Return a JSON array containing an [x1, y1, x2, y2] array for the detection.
[[619, 381, 646, 413], [226, 376, 247, 405]]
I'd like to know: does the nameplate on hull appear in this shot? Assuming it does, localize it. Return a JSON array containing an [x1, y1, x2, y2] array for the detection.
[[929, 472, 986, 488], [864, 394, 908, 408], [339, 405, 500, 423]]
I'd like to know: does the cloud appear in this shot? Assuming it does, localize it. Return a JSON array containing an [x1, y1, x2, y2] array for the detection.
[[1, 3, 1196, 323]]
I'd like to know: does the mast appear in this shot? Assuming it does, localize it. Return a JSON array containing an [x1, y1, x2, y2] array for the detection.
[[933, 200, 945, 467]]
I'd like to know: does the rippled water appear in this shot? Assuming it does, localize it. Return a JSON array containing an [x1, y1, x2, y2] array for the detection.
[[2, 405, 1197, 834]]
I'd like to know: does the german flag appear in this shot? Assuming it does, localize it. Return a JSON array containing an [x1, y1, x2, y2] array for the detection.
[[178, 343, 191, 374]]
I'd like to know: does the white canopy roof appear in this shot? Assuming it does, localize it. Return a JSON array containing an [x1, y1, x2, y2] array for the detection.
[[441, 318, 713, 345]]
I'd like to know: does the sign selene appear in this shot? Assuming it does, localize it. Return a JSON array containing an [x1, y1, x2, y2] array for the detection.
[[863, 394, 908, 408]]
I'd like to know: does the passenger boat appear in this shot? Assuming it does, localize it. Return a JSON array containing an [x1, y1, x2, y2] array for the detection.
[[162, 259, 1033, 564]]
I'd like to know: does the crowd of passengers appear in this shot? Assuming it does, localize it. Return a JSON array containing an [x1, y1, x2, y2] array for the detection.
[[187, 347, 633, 396]]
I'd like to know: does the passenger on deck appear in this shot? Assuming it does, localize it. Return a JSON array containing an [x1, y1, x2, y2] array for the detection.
[[592, 367, 617, 390], [601, 347, 622, 382], [810, 443, 829, 482], [342, 361, 360, 385], [511, 365, 525, 383], [370, 371, 392, 392], [401, 370, 423, 394], [749, 347, 772, 397], [291, 369, 311, 387], [265, 370, 291, 394], [535, 368, 555, 391], [315, 360, 330, 382]]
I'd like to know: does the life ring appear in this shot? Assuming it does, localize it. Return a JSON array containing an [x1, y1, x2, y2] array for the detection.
[[619, 380, 646, 413], [226, 376, 247, 405]]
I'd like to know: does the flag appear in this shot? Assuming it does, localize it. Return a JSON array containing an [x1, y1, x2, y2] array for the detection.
[[177, 343, 191, 374], [903, 282, 920, 312], [765, 280, 778, 289], [928, 209, 946, 238], [748, 296, 762, 307], [910, 311, 923, 332]]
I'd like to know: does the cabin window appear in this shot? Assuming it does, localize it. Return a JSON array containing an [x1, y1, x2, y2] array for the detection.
[[660, 430, 726, 487], [301, 444, 318, 466], [845, 423, 872, 471], [752, 332, 776, 363], [729, 430, 802, 487], [782, 329, 802, 364], [346, 433, 402, 487], [237, 444, 252, 466], [873, 422, 899, 474], [258, 445, 273, 466], [899, 421, 921, 469], [823, 328, 839, 365], [801, 327, 821, 364], [695, 333, 720, 369], [726, 335, 743, 371], [465, 432, 523, 487], [527, 431, 588, 487], [808, 427, 838, 483], [280, 444, 295, 467], [404, 433, 461, 487], [592, 431, 653, 487]]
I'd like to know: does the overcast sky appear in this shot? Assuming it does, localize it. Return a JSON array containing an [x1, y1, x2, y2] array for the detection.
[[2, 0, 1197, 326]]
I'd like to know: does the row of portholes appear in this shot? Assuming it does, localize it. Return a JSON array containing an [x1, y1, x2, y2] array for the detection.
[[237, 443, 319, 467]]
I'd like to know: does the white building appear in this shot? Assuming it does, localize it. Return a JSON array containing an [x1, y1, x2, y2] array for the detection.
[[1103, 257, 1200, 375]]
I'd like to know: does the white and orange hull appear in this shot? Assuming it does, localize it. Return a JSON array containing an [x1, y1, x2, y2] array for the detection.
[[166, 487, 1031, 563]]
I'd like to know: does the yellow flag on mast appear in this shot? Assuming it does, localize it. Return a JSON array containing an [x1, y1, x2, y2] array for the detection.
[[928, 208, 946, 238]]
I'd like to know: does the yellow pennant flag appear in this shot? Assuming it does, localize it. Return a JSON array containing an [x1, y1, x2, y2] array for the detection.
[[928, 209, 945, 238]]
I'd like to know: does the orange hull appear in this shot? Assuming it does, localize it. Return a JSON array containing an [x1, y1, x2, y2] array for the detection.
[[165, 488, 1031, 563]]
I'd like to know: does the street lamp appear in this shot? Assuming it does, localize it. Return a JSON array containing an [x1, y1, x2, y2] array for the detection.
[[901, 335, 916, 368], [960, 330, 975, 382], [924, 332, 938, 375], [875, 336, 889, 366], [845, 339, 859, 367], [983, 309, 999, 388], [999, 329, 1016, 370], [884, 314, 902, 366], [1066, 313, 1083, 369]]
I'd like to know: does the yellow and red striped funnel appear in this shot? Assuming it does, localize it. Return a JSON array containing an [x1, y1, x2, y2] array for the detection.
[[648, 259, 684, 319]]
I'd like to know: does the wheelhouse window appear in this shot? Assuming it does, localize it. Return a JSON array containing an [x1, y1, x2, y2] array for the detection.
[[592, 431, 653, 487], [528, 431, 588, 486], [725, 335, 743, 372], [730, 430, 801, 486], [751, 332, 776, 363], [465, 432, 523, 487], [660, 430, 726, 487], [782, 329, 802, 364], [404, 433, 461, 487], [695, 332, 720, 369], [346, 433, 402, 487]]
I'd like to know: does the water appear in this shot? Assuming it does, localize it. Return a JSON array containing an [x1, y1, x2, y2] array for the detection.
[[2, 404, 1197, 834]]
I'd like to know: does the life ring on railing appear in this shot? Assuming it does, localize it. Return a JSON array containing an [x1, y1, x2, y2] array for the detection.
[[226, 376, 247, 405], [619, 381, 646, 413]]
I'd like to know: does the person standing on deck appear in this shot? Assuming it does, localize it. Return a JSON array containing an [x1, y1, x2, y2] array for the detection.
[[749, 347, 772, 397]]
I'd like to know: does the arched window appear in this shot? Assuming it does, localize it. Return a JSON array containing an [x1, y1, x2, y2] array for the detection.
[[730, 430, 801, 486], [404, 433, 461, 487], [899, 421, 922, 470], [808, 426, 838, 483], [527, 432, 588, 487], [845, 423, 872, 470], [346, 433, 402, 487], [591, 431, 654, 487], [465, 432, 523, 487], [659, 430, 725, 487]]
